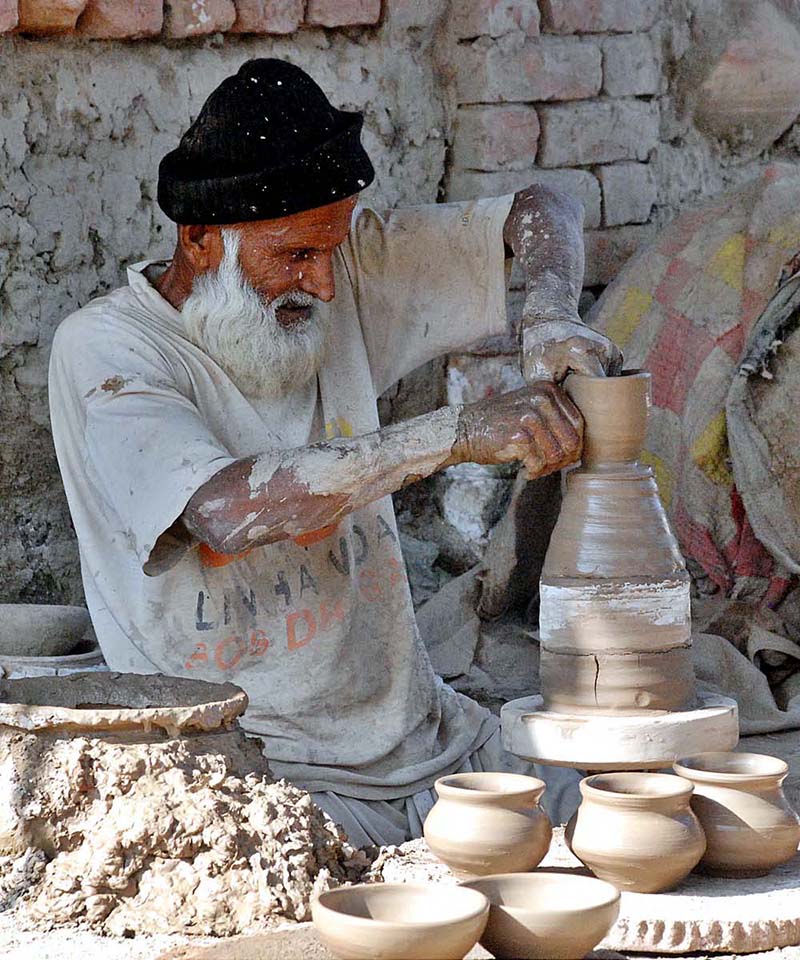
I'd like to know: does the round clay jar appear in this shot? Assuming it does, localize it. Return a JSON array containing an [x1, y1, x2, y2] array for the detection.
[[567, 772, 706, 893], [674, 752, 800, 877], [424, 772, 552, 877]]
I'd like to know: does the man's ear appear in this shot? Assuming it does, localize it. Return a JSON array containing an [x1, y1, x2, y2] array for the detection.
[[178, 224, 224, 274]]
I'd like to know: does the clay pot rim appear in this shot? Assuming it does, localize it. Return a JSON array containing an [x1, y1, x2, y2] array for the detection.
[[313, 882, 490, 930], [674, 751, 789, 784], [0, 672, 248, 733], [460, 870, 620, 913], [565, 369, 650, 387], [581, 772, 693, 806], [435, 771, 546, 802]]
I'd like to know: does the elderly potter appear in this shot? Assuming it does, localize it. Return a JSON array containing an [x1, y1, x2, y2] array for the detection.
[[49, 58, 618, 846]]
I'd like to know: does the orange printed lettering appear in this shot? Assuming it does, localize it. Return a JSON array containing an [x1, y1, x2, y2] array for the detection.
[[184, 642, 208, 670], [214, 634, 247, 671], [319, 600, 345, 631], [287, 609, 316, 650], [249, 629, 270, 656], [358, 568, 382, 602], [387, 557, 404, 587]]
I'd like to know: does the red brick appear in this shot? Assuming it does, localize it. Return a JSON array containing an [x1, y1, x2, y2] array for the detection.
[[598, 161, 656, 226], [602, 33, 661, 97], [164, 0, 236, 37], [456, 35, 601, 104], [230, 0, 303, 33], [452, 0, 539, 39], [447, 167, 602, 229], [451, 105, 539, 172], [17, 0, 85, 32], [541, 0, 659, 33], [538, 99, 659, 167], [76, 0, 162, 37], [583, 224, 656, 285], [0, 0, 18, 31], [305, 0, 381, 27]]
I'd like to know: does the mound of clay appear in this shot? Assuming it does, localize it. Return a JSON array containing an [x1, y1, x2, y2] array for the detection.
[[0, 675, 369, 937]]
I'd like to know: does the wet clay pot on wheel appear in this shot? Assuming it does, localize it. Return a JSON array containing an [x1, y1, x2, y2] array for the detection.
[[567, 772, 706, 892], [674, 752, 800, 877], [424, 772, 552, 876], [539, 371, 695, 715]]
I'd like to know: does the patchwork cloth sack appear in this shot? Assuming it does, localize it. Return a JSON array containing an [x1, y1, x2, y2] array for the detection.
[[590, 162, 800, 613]]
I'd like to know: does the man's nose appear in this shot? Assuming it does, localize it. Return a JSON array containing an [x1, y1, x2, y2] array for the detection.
[[299, 255, 335, 302]]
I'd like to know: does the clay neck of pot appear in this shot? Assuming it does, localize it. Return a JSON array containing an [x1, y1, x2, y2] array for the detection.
[[581, 773, 693, 813], [436, 773, 545, 808], [565, 371, 651, 468]]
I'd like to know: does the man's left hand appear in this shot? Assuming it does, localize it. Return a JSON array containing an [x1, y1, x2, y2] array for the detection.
[[522, 317, 623, 383]]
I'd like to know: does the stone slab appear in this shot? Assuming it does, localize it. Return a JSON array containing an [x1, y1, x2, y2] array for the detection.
[[501, 692, 739, 770]]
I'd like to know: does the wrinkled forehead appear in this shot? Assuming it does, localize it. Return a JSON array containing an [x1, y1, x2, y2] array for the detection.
[[232, 196, 357, 251]]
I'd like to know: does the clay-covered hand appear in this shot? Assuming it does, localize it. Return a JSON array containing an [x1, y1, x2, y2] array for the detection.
[[522, 317, 623, 383], [456, 384, 583, 478]]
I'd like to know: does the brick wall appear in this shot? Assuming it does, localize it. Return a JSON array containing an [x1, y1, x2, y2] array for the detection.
[[1, 1, 381, 37], [447, 0, 661, 290]]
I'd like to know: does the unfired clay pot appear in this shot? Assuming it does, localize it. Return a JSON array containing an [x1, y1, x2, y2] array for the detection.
[[424, 771, 552, 876], [311, 883, 489, 960], [567, 772, 706, 892], [539, 372, 695, 715], [674, 752, 800, 877], [461, 872, 620, 960]]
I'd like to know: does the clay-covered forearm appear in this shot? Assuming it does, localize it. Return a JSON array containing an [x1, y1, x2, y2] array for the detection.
[[182, 405, 464, 555], [504, 184, 585, 325]]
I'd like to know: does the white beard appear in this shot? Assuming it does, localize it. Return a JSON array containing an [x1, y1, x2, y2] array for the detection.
[[181, 228, 329, 399]]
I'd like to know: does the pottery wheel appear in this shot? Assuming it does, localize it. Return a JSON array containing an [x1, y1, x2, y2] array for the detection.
[[501, 692, 739, 771], [373, 831, 800, 955]]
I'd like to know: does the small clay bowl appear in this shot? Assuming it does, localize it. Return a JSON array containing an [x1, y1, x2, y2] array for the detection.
[[424, 771, 552, 876], [461, 871, 620, 960], [674, 752, 800, 877], [567, 772, 706, 892], [311, 883, 489, 960]]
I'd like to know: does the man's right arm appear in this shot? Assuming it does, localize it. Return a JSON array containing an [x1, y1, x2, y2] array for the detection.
[[182, 383, 583, 556]]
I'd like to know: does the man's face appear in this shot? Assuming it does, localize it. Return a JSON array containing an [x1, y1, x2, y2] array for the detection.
[[218, 196, 357, 327], [179, 196, 357, 399]]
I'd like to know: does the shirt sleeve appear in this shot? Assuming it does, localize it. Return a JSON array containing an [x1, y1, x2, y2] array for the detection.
[[343, 194, 515, 396], [49, 309, 237, 576]]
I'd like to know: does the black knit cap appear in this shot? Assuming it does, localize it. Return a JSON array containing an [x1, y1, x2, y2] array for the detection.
[[157, 58, 375, 225]]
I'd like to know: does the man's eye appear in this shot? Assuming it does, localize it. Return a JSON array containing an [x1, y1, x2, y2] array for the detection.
[[292, 249, 312, 262]]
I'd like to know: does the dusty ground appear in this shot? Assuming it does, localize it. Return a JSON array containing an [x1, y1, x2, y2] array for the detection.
[[1, 726, 798, 960]]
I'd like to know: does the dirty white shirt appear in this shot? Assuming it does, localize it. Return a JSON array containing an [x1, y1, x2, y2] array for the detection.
[[49, 196, 514, 799]]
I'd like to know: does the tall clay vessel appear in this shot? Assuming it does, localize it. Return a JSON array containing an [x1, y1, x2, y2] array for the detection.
[[539, 372, 695, 715]]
